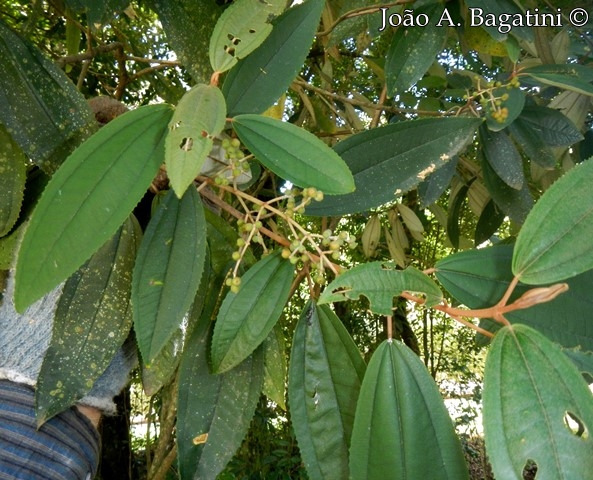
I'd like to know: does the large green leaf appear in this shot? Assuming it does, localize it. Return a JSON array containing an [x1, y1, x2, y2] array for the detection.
[[514, 105, 583, 147], [133, 188, 207, 364], [149, 0, 225, 84], [222, 0, 324, 116], [306, 117, 482, 216], [263, 324, 287, 410], [232, 114, 355, 194], [177, 310, 264, 480], [288, 301, 366, 480], [0, 124, 26, 237], [211, 250, 294, 374], [435, 244, 593, 351], [522, 64, 593, 97], [14, 104, 172, 312], [35, 216, 141, 424], [0, 19, 96, 173], [165, 84, 227, 198], [513, 159, 593, 284], [318, 263, 443, 315], [385, 4, 447, 96], [480, 124, 524, 190], [350, 340, 469, 480], [209, 0, 285, 74], [483, 324, 593, 480]]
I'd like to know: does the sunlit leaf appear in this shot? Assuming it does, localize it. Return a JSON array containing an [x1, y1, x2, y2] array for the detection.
[[133, 188, 207, 364], [0, 124, 26, 236], [165, 84, 226, 198], [513, 159, 593, 284], [484, 324, 593, 479], [232, 114, 355, 194], [211, 251, 294, 374], [36, 216, 141, 424], [318, 263, 442, 315], [14, 104, 172, 312], [350, 340, 469, 479]]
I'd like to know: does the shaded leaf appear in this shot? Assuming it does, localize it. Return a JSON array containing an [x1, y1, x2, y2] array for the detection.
[[232, 114, 355, 194], [0, 124, 26, 236], [0, 19, 97, 173], [480, 124, 524, 190], [211, 251, 294, 373], [263, 324, 287, 410], [562, 347, 593, 382], [63, 0, 128, 27], [209, 0, 285, 73], [165, 84, 226, 197], [465, 0, 533, 41], [222, 0, 324, 115], [306, 117, 481, 216], [484, 87, 525, 132], [508, 119, 556, 169], [318, 262, 442, 315], [386, 4, 447, 96], [14, 104, 172, 312], [513, 159, 593, 284], [418, 155, 458, 206], [475, 199, 505, 246], [447, 183, 469, 250], [133, 188, 207, 364], [515, 105, 583, 147], [289, 301, 366, 480], [483, 324, 593, 480], [522, 64, 593, 96], [36, 216, 141, 424], [350, 340, 469, 480]]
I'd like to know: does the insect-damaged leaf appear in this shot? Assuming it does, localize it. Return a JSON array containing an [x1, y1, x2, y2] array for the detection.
[[318, 263, 442, 315], [350, 340, 469, 480], [513, 159, 593, 285], [483, 324, 593, 480], [306, 117, 481, 216], [165, 84, 226, 198], [0, 19, 97, 173], [211, 251, 294, 374], [14, 104, 172, 312], [133, 188, 207, 365], [0, 124, 26, 237], [209, 0, 285, 74], [222, 0, 324, 116], [288, 301, 366, 480], [177, 313, 264, 480], [35, 216, 141, 424], [232, 114, 355, 194]]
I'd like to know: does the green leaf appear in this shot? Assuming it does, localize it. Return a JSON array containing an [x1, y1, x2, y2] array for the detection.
[[418, 155, 458, 206], [288, 301, 366, 480], [63, 0, 129, 27], [14, 104, 172, 312], [0, 19, 97, 173], [484, 87, 525, 132], [211, 250, 294, 374], [513, 159, 593, 284], [149, 0, 225, 84], [35, 216, 141, 424], [263, 324, 287, 410], [177, 312, 264, 480], [385, 4, 447, 96], [447, 182, 469, 249], [435, 244, 593, 351], [562, 347, 593, 382], [318, 263, 442, 315], [350, 340, 469, 480], [0, 124, 26, 236], [514, 105, 583, 147], [475, 199, 505, 246], [306, 117, 482, 216], [133, 188, 207, 364], [165, 84, 226, 197], [222, 0, 325, 116], [480, 124, 525, 190], [232, 114, 355, 194], [483, 324, 593, 480], [522, 64, 593, 96], [465, 0, 533, 41], [508, 120, 556, 169], [209, 0, 285, 74]]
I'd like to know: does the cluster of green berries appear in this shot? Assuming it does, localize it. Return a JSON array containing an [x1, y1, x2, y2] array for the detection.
[[225, 275, 242, 294], [464, 77, 521, 124], [284, 187, 324, 218], [214, 137, 250, 185]]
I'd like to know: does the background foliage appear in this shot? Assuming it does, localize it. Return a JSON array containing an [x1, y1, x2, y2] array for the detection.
[[1, 0, 593, 479]]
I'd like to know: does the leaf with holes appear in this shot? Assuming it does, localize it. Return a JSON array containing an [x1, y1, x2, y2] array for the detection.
[[318, 263, 442, 315], [14, 104, 172, 312], [165, 84, 226, 198], [211, 251, 294, 374], [513, 159, 593, 284], [289, 301, 366, 480], [133, 188, 207, 364], [483, 324, 593, 480], [35, 216, 141, 424], [209, 0, 285, 73], [350, 340, 469, 479], [0, 125, 26, 237], [232, 114, 355, 194]]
